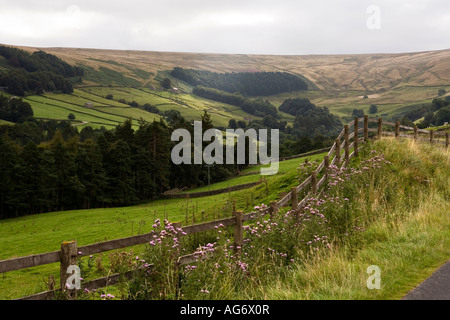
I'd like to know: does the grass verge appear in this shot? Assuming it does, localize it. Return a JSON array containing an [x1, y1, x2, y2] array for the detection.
[[257, 138, 450, 300]]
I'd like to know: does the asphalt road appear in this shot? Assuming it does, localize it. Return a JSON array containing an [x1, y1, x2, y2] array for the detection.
[[402, 260, 450, 300]]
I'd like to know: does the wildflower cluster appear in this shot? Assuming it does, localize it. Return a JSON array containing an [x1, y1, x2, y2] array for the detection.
[[127, 219, 187, 300], [317, 149, 393, 246], [297, 160, 320, 181], [75, 288, 116, 300]]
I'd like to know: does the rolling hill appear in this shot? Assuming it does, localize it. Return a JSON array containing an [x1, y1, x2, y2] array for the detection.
[[10, 45, 450, 91], [1, 44, 450, 126]]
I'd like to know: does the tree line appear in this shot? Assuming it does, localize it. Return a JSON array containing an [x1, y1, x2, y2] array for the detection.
[[350, 97, 449, 128], [170, 67, 308, 96], [225, 97, 342, 157], [0, 112, 255, 219], [0, 96, 34, 123], [412, 98, 450, 128], [193, 86, 278, 117], [279, 98, 342, 137], [0, 45, 83, 96]]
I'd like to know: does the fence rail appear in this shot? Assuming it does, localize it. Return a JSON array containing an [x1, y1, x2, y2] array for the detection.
[[1, 116, 447, 300]]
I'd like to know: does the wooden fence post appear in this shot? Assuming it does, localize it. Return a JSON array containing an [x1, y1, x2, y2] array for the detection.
[[378, 118, 383, 139], [233, 211, 243, 256], [446, 133, 449, 149], [414, 125, 418, 141], [291, 187, 298, 212], [335, 138, 341, 166], [344, 125, 349, 164], [395, 121, 400, 138], [324, 155, 330, 175], [430, 130, 434, 144], [311, 171, 317, 194], [269, 201, 278, 219], [60, 240, 78, 299], [364, 115, 368, 142], [354, 118, 359, 157]]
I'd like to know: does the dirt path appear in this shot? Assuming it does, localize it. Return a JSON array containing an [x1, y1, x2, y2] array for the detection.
[[71, 120, 89, 126]]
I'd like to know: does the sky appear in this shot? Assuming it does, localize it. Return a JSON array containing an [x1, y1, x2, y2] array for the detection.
[[0, 0, 449, 55]]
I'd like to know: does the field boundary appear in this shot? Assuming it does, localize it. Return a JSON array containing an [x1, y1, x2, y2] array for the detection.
[[162, 181, 263, 199], [0, 116, 447, 300]]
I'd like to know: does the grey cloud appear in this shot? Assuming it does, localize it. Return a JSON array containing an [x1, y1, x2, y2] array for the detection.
[[0, 0, 449, 54]]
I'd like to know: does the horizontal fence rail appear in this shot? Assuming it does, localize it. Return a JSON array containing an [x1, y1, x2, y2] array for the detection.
[[1, 116, 447, 300]]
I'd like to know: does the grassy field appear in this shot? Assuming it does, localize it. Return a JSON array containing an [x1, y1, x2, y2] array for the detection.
[[80, 86, 267, 128], [181, 152, 325, 194], [72, 89, 131, 107], [23, 90, 165, 130], [0, 153, 325, 299]]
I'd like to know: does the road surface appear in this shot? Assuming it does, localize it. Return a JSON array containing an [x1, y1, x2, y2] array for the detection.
[[402, 260, 450, 300]]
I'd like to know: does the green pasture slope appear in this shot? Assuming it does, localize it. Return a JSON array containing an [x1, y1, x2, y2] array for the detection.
[[0, 119, 14, 126], [22, 89, 163, 130], [8, 81, 445, 132], [0, 153, 325, 299], [81, 86, 267, 128], [19, 85, 274, 130]]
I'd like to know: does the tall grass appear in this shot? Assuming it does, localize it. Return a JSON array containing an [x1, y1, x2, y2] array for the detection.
[[260, 138, 450, 300]]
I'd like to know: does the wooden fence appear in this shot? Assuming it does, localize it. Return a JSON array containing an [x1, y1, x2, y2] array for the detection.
[[0, 117, 447, 300]]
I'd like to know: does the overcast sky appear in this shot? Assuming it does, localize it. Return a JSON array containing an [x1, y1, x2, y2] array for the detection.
[[0, 0, 449, 55]]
